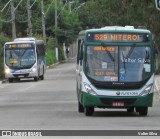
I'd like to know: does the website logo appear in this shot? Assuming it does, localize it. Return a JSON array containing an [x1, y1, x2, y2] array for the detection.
[[2, 131, 12, 136]]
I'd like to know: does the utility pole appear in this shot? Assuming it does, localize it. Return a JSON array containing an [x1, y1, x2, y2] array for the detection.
[[11, 0, 16, 40], [55, 0, 58, 47], [69, 1, 74, 12], [41, 0, 46, 45], [27, 0, 32, 37], [55, 0, 59, 61]]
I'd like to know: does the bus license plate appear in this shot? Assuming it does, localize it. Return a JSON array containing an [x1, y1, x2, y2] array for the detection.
[[112, 102, 124, 107], [18, 75, 24, 78]]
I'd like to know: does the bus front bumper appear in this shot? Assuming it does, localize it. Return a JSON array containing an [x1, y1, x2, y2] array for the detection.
[[81, 92, 153, 108], [5, 70, 38, 79]]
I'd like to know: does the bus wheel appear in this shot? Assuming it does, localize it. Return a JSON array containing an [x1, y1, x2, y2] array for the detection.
[[127, 107, 134, 113], [78, 102, 84, 113], [34, 77, 39, 81], [40, 68, 44, 80], [40, 73, 44, 80], [85, 106, 94, 116], [8, 78, 13, 83], [136, 107, 148, 116], [40, 75, 44, 80], [41, 74, 44, 80], [16, 78, 20, 82]]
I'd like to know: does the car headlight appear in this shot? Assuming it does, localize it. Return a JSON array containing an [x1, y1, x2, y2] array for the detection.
[[84, 82, 97, 95], [5, 68, 11, 74], [140, 84, 153, 96]]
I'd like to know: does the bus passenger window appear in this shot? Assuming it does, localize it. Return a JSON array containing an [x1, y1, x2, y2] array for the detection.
[[77, 39, 83, 65]]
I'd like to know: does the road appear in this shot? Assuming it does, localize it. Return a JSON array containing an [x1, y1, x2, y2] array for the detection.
[[0, 59, 160, 137]]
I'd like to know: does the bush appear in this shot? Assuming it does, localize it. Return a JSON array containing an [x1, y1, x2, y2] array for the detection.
[[58, 46, 65, 61], [46, 49, 56, 66], [46, 37, 56, 66]]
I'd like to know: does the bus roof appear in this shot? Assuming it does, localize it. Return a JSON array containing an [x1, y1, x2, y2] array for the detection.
[[5, 38, 44, 45], [79, 26, 151, 35], [14, 37, 36, 42]]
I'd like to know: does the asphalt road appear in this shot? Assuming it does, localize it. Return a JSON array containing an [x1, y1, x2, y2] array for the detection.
[[0, 59, 160, 138]]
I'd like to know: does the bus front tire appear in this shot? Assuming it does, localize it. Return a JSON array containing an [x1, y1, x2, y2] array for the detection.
[[8, 78, 13, 83], [136, 107, 148, 116], [40, 74, 44, 80], [78, 102, 84, 113], [127, 107, 134, 113], [85, 106, 94, 116], [34, 77, 39, 81]]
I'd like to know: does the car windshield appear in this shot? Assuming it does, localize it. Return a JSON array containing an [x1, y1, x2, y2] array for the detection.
[[5, 48, 36, 69], [86, 45, 151, 82]]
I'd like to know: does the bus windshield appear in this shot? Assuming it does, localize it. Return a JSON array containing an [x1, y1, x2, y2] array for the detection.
[[5, 48, 36, 69], [86, 45, 151, 83]]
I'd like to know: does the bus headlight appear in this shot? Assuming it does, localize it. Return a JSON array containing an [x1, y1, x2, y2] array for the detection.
[[5, 68, 11, 74], [140, 84, 153, 96], [84, 82, 97, 95], [32, 67, 36, 72]]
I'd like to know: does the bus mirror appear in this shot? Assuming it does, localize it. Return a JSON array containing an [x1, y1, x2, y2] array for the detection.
[[78, 50, 83, 60], [78, 40, 84, 60], [36, 49, 39, 55], [155, 0, 160, 10]]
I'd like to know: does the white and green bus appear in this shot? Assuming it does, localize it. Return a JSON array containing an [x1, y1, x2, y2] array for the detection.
[[76, 26, 154, 116], [4, 37, 46, 82]]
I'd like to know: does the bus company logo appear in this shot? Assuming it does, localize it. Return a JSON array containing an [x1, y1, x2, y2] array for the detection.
[[116, 91, 138, 96], [121, 92, 138, 96], [116, 91, 120, 96]]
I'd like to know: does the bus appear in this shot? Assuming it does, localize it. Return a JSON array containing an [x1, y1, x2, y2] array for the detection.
[[76, 26, 154, 116], [4, 37, 46, 82]]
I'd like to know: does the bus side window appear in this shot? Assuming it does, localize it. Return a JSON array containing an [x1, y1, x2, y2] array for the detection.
[[36, 49, 39, 56], [77, 39, 81, 64], [78, 40, 84, 65]]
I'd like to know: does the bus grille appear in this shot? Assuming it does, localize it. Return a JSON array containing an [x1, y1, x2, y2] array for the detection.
[[13, 73, 29, 78]]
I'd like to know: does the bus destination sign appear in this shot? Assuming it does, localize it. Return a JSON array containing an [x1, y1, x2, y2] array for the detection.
[[86, 33, 150, 42], [7, 43, 32, 49]]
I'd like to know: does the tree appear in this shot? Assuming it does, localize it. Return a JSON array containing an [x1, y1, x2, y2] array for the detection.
[[45, 1, 82, 46]]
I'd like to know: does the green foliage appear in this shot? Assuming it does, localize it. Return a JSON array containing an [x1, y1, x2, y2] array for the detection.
[[78, 0, 157, 28], [1, 0, 160, 73], [47, 36, 56, 49], [46, 37, 56, 66], [78, 0, 160, 47], [0, 21, 2, 30], [45, 1, 82, 46], [46, 49, 56, 66], [58, 46, 65, 61]]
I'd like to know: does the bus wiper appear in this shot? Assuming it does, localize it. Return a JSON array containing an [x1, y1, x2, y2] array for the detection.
[[9, 50, 13, 65], [121, 51, 126, 74], [101, 43, 115, 61], [126, 45, 135, 59], [19, 49, 27, 66]]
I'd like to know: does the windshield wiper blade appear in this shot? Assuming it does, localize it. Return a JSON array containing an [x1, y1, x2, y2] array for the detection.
[[105, 49, 115, 61], [126, 45, 135, 59], [101, 43, 115, 61], [121, 51, 126, 74]]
